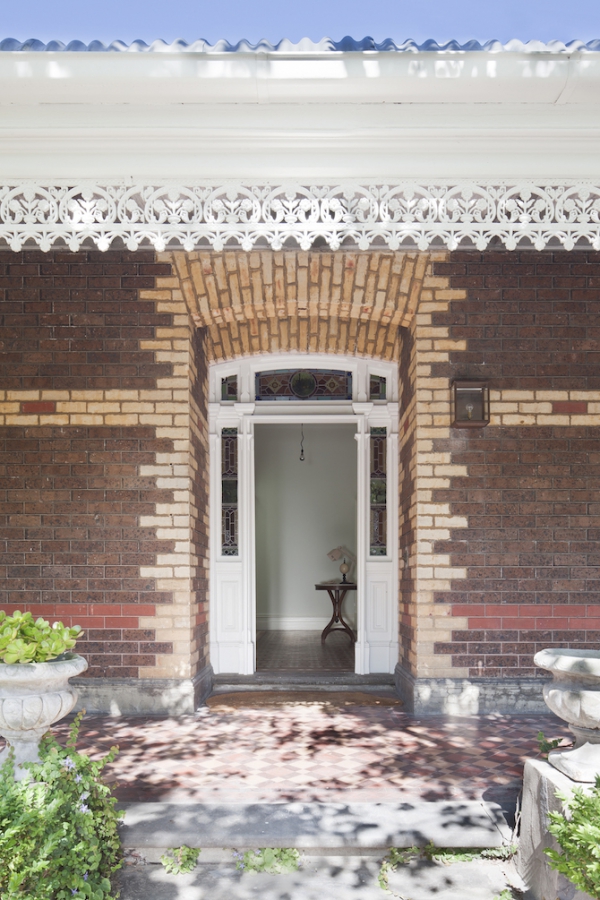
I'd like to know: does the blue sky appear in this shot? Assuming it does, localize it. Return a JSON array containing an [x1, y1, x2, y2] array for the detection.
[[1, 0, 600, 45]]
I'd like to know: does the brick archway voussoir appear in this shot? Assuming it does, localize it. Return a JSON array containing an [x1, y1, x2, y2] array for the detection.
[[163, 249, 434, 361]]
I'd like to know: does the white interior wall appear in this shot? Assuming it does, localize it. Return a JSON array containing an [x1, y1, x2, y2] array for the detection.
[[255, 423, 357, 630]]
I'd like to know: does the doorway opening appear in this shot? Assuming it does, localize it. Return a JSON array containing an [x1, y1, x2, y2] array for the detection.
[[254, 423, 357, 673], [208, 352, 399, 678]]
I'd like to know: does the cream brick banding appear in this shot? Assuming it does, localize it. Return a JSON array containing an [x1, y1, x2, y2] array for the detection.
[[398, 263, 470, 680], [487, 389, 600, 426]]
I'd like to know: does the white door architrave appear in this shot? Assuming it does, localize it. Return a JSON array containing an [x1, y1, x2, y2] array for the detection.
[[208, 353, 399, 676]]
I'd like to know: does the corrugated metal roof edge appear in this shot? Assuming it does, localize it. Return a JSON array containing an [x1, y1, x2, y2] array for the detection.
[[1, 36, 600, 53]]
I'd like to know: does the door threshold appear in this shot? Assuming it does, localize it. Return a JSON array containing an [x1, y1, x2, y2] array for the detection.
[[213, 672, 395, 687]]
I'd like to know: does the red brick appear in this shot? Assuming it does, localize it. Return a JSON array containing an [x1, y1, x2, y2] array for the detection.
[[122, 603, 155, 616], [535, 618, 570, 629], [501, 618, 536, 629], [467, 617, 502, 628], [452, 603, 485, 617], [20, 400, 56, 414], [552, 401, 587, 414], [104, 617, 139, 628]]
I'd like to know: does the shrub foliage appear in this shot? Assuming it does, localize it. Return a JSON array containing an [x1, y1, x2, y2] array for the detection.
[[0, 713, 122, 899], [546, 775, 600, 899]]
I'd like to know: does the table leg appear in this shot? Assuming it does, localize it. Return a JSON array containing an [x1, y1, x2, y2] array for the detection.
[[321, 588, 355, 643]]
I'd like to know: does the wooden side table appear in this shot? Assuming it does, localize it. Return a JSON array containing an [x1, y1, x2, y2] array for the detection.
[[315, 582, 357, 644]]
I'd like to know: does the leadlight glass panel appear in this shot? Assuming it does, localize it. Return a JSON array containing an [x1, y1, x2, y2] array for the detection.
[[221, 375, 238, 402], [221, 428, 238, 556], [255, 369, 352, 401], [369, 375, 387, 401], [370, 427, 387, 556]]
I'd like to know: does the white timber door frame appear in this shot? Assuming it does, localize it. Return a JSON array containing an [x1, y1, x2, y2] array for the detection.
[[208, 353, 399, 676]]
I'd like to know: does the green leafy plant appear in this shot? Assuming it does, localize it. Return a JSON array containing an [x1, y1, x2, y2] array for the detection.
[[0, 712, 122, 899], [0, 610, 82, 664], [160, 846, 201, 875], [537, 730, 561, 757], [492, 890, 518, 900], [378, 847, 420, 892], [378, 844, 517, 894], [545, 775, 600, 899], [423, 843, 516, 864], [233, 848, 300, 875]]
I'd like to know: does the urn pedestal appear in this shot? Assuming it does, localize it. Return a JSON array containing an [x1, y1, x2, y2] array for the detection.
[[534, 648, 600, 783], [0, 654, 88, 779]]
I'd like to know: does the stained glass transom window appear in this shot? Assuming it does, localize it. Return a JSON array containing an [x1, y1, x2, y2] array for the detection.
[[370, 427, 387, 556], [369, 375, 387, 401], [221, 428, 238, 556], [221, 375, 238, 402], [255, 369, 352, 401]]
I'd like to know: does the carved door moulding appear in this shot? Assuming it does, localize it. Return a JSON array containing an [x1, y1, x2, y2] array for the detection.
[[0, 182, 599, 253]]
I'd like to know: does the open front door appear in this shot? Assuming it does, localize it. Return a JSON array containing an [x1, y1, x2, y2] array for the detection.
[[208, 353, 398, 676]]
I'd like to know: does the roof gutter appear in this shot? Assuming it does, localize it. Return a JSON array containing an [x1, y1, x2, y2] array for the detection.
[[0, 49, 598, 105]]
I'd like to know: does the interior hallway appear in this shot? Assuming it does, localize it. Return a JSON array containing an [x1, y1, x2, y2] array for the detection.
[[256, 630, 355, 672]]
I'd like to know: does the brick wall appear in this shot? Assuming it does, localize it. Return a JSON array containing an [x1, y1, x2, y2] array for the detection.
[[431, 251, 600, 678], [0, 250, 200, 682]]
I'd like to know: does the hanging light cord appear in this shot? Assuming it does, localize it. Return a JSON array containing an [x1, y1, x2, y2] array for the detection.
[[299, 425, 305, 462]]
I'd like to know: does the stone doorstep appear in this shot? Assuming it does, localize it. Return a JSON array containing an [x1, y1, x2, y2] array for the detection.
[[213, 674, 395, 686], [119, 800, 512, 853], [209, 683, 398, 694], [118, 854, 527, 900]]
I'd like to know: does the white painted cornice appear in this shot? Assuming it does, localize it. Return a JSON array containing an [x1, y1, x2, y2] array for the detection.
[[1, 181, 599, 253]]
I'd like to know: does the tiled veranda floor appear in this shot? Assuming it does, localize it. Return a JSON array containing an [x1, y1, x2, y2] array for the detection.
[[42, 700, 572, 807]]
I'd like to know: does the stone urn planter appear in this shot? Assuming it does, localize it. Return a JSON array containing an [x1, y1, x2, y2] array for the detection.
[[534, 648, 600, 783], [0, 654, 88, 779]]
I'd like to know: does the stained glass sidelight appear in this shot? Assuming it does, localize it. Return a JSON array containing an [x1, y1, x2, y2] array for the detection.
[[369, 375, 387, 401], [221, 428, 238, 556], [370, 427, 387, 556], [221, 375, 238, 401], [255, 369, 352, 401]]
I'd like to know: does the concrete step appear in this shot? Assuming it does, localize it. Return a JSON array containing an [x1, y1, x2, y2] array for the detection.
[[119, 800, 512, 854], [212, 673, 395, 687], [209, 683, 398, 696], [118, 853, 527, 900]]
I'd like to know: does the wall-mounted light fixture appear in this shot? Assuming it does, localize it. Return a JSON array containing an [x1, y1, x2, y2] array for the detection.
[[451, 380, 490, 428]]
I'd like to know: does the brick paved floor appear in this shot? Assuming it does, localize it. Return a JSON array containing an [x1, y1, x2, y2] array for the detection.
[[44, 701, 572, 806]]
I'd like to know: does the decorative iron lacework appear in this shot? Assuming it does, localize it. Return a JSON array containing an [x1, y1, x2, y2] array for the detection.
[[2, 183, 600, 252], [370, 427, 387, 557], [256, 369, 352, 401], [221, 428, 238, 556]]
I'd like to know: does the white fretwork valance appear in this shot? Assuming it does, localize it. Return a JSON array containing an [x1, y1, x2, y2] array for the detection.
[[2, 182, 600, 253]]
